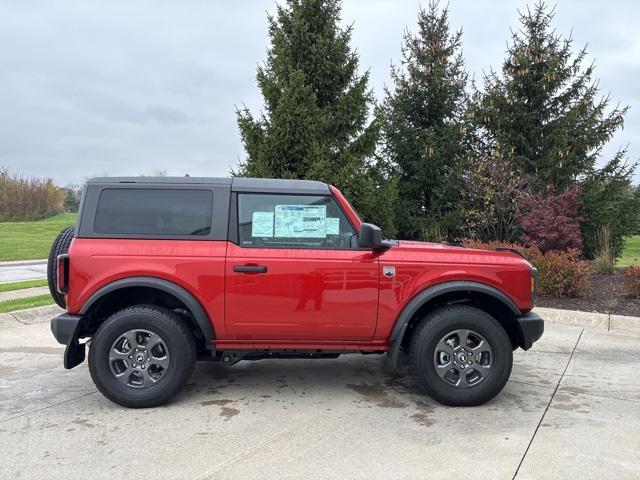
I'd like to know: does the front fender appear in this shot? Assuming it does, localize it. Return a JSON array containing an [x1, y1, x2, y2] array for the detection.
[[386, 281, 521, 369]]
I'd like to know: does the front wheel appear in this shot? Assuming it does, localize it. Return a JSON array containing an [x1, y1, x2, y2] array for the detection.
[[88, 305, 196, 408], [409, 305, 513, 406]]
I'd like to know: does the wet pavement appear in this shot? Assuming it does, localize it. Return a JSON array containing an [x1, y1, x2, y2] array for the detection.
[[1, 311, 638, 479]]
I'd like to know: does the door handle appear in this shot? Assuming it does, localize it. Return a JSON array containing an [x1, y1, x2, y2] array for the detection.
[[233, 265, 268, 273]]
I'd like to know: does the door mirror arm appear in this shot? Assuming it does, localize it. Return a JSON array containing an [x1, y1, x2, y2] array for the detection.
[[358, 223, 392, 251]]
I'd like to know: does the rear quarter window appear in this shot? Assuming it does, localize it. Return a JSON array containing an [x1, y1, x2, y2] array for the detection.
[[94, 188, 213, 236]]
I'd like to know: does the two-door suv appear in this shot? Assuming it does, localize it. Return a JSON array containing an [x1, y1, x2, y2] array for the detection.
[[49, 177, 543, 408]]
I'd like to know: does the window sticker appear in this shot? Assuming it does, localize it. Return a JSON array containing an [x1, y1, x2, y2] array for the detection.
[[275, 205, 327, 238], [326, 217, 340, 235], [251, 212, 274, 237]]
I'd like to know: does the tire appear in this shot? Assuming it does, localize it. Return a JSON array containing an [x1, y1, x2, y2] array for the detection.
[[409, 305, 513, 407], [47, 226, 76, 308], [88, 305, 196, 408]]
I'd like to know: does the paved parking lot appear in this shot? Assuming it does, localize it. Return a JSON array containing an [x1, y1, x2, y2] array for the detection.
[[1, 310, 639, 479]]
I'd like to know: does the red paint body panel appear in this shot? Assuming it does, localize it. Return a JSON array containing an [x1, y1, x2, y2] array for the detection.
[[224, 242, 379, 341], [330, 185, 362, 230], [66, 238, 227, 336], [373, 240, 533, 342], [64, 186, 535, 352]]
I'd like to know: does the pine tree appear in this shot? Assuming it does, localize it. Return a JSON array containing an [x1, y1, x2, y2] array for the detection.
[[475, 2, 629, 189], [235, 0, 394, 231], [380, 2, 468, 241], [473, 2, 637, 256]]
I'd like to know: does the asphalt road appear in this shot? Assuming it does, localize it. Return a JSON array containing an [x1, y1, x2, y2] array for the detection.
[[0, 260, 47, 283], [1, 309, 638, 479]]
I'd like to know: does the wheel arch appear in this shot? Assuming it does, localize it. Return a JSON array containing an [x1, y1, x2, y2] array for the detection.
[[79, 277, 215, 349], [387, 281, 522, 369]]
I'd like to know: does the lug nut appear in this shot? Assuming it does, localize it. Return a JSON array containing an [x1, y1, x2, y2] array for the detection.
[[128, 355, 132, 359], [132, 363, 137, 367], [141, 365, 145, 370]]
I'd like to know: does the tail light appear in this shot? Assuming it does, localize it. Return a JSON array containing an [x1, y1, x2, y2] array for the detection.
[[57, 254, 70, 294]]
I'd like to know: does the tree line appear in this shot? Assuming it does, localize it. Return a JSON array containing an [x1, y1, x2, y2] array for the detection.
[[235, 0, 640, 259]]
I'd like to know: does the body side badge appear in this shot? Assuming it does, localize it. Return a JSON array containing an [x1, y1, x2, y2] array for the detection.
[[383, 266, 396, 278]]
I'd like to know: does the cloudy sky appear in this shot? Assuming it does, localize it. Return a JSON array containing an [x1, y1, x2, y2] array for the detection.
[[1, 0, 638, 186]]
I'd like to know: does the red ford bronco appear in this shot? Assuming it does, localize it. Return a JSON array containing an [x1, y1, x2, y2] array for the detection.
[[49, 177, 543, 408]]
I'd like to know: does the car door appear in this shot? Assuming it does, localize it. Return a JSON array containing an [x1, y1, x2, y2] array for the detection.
[[225, 192, 379, 341]]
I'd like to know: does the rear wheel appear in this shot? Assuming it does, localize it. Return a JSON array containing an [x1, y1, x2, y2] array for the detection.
[[409, 305, 513, 406], [88, 305, 196, 408], [47, 226, 75, 308]]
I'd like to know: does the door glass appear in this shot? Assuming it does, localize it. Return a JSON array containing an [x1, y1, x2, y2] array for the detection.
[[237, 194, 357, 249]]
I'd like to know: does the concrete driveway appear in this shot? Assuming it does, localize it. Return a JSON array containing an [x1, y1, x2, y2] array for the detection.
[[1, 310, 638, 479]]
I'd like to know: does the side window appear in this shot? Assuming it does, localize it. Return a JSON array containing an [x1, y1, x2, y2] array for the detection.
[[94, 188, 213, 236], [237, 194, 357, 249]]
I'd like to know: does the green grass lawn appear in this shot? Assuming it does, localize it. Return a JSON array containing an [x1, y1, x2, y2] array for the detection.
[[0, 213, 77, 262], [0, 294, 54, 313], [617, 235, 640, 268], [0, 279, 48, 292]]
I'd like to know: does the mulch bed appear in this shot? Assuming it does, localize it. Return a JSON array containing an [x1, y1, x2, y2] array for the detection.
[[537, 270, 640, 316]]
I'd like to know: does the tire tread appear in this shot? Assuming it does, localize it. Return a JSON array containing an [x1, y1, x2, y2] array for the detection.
[[89, 305, 196, 408], [47, 226, 76, 308]]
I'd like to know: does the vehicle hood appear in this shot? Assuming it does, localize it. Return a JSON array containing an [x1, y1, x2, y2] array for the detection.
[[388, 240, 531, 267]]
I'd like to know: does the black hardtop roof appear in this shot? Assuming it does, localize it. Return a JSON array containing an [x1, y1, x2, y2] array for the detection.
[[87, 177, 330, 194]]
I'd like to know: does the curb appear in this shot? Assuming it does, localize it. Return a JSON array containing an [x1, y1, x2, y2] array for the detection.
[[0, 259, 48, 267], [0, 304, 63, 327], [534, 307, 640, 334]]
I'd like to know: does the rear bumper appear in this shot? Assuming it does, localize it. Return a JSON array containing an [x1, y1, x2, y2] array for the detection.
[[51, 313, 85, 369], [516, 311, 544, 350], [51, 313, 83, 345]]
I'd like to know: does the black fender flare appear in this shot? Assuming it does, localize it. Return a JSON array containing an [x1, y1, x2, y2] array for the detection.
[[386, 281, 521, 369], [80, 276, 215, 341]]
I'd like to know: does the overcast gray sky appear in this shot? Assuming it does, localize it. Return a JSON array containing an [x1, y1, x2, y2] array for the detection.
[[1, 0, 638, 186]]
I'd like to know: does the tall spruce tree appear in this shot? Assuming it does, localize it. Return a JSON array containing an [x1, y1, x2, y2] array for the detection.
[[380, 2, 468, 241], [236, 0, 395, 232], [474, 2, 637, 257], [475, 2, 628, 189]]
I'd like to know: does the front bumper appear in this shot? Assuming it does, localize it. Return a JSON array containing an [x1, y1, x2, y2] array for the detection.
[[51, 313, 85, 369], [516, 311, 544, 350]]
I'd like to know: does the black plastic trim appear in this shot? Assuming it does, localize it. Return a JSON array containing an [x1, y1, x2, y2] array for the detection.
[[50, 313, 86, 369], [386, 281, 522, 369], [51, 313, 82, 345], [79, 277, 215, 341], [496, 247, 528, 261], [515, 311, 544, 350]]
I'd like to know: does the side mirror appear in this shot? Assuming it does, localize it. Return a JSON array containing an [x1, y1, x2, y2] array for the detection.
[[358, 223, 383, 250]]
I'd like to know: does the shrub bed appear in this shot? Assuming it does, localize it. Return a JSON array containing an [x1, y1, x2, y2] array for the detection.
[[623, 266, 640, 297], [464, 240, 591, 298]]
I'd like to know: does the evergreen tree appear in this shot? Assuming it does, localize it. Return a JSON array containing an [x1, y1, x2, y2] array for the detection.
[[380, 2, 468, 241], [580, 155, 639, 258], [473, 2, 637, 257], [235, 0, 395, 232], [475, 2, 629, 189]]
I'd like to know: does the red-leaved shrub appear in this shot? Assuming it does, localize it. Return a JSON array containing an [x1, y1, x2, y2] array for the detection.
[[516, 186, 584, 253], [465, 240, 591, 298], [623, 266, 640, 297]]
